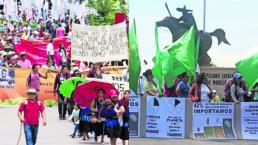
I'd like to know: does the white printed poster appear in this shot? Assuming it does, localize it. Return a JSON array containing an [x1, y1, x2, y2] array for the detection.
[[129, 96, 141, 137], [192, 103, 236, 139], [241, 102, 258, 140], [0, 68, 15, 88], [71, 22, 128, 62], [146, 96, 185, 138]]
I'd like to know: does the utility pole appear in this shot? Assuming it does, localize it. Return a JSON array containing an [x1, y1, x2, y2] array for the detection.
[[203, 0, 206, 31]]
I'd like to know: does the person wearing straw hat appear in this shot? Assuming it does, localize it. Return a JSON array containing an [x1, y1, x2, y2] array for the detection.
[[17, 89, 47, 145], [18, 51, 32, 68]]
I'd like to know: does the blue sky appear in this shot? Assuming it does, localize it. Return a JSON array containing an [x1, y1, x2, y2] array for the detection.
[[129, 0, 258, 73]]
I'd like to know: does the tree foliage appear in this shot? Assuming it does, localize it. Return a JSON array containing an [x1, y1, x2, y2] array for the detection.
[[87, 0, 128, 26]]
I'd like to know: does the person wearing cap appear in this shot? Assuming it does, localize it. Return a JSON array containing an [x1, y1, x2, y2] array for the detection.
[[101, 89, 120, 145], [230, 73, 248, 103], [18, 51, 32, 68], [210, 90, 221, 103], [90, 88, 106, 143], [224, 72, 248, 102], [17, 89, 47, 145]]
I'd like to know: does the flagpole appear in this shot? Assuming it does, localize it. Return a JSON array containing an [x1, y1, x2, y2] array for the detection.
[[203, 0, 206, 32]]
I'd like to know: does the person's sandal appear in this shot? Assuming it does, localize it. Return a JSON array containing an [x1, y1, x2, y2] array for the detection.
[[94, 136, 98, 142]]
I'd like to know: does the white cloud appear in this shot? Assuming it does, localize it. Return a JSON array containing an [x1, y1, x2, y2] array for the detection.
[[208, 47, 239, 67]]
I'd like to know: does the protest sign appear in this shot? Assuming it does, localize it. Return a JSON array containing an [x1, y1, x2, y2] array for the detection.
[[129, 96, 141, 137], [192, 102, 236, 139], [71, 22, 128, 62], [241, 102, 258, 140], [146, 97, 186, 138]]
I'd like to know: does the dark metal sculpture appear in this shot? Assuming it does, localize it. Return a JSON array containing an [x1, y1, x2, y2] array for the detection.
[[157, 4, 230, 66]]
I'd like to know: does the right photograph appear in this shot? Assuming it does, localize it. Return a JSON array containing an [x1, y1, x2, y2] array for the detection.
[[128, 0, 258, 145]]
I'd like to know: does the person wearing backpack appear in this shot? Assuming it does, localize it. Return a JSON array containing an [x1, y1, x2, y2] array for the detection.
[[26, 65, 48, 100], [17, 89, 47, 145]]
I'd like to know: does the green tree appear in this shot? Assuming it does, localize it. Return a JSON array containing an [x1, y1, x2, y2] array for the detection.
[[87, 0, 128, 26]]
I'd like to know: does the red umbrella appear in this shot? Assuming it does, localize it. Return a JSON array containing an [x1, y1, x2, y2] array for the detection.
[[72, 80, 119, 107]]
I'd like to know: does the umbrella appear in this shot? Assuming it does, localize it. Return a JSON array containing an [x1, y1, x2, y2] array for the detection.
[[72, 80, 119, 107], [59, 77, 87, 98]]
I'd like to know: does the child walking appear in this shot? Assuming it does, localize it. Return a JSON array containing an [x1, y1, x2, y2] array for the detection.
[[69, 103, 80, 138]]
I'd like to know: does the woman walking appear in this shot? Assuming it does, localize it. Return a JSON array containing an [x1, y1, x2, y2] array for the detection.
[[118, 90, 129, 145], [90, 89, 106, 144], [101, 90, 120, 145]]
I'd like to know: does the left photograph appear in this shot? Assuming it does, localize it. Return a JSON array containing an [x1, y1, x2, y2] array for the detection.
[[0, 0, 129, 145]]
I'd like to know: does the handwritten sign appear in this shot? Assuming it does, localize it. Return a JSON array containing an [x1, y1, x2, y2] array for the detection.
[[71, 23, 128, 62]]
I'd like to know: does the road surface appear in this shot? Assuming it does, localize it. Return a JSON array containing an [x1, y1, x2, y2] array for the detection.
[[0, 106, 122, 145], [1, 106, 258, 145]]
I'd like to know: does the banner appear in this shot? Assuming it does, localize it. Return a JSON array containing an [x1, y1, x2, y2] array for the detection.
[[87, 78, 129, 99], [71, 23, 128, 62], [146, 97, 185, 138], [0, 68, 57, 102], [192, 102, 236, 139], [0, 68, 15, 89], [241, 102, 258, 139], [129, 96, 141, 137], [15, 37, 71, 66]]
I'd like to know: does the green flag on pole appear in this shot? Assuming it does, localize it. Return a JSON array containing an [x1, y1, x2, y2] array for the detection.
[[129, 19, 141, 94], [168, 26, 197, 78], [236, 53, 258, 90], [152, 24, 163, 95]]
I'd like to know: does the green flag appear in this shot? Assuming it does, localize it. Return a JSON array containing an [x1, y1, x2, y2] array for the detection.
[[236, 53, 258, 90], [129, 19, 141, 93], [152, 24, 163, 95], [168, 26, 197, 77]]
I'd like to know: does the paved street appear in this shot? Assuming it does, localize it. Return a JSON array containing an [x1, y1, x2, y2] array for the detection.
[[1, 106, 258, 145], [0, 106, 122, 145]]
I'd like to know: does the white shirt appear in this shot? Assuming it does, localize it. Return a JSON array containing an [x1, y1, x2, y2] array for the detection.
[[46, 43, 54, 55], [201, 84, 210, 102], [69, 109, 80, 124]]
